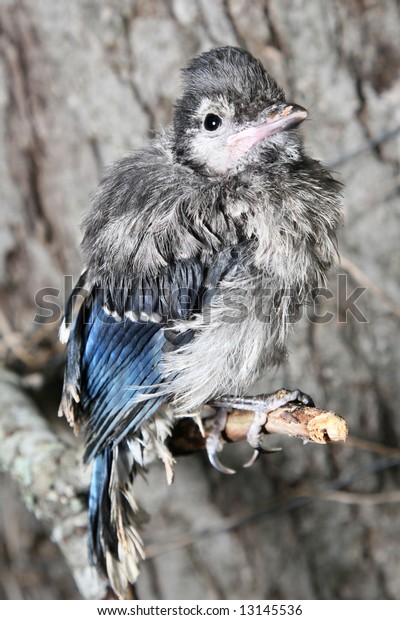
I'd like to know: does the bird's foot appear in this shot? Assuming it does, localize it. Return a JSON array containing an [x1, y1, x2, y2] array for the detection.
[[209, 388, 314, 468], [244, 388, 314, 467], [243, 408, 283, 468], [205, 407, 236, 475]]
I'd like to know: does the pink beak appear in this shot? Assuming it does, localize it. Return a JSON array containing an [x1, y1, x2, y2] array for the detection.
[[227, 104, 308, 155]]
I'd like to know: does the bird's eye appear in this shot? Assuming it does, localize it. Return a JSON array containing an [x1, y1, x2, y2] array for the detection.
[[204, 113, 222, 131]]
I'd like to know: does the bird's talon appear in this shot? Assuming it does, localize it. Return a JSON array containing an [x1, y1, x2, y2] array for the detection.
[[301, 393, 314, 407], [208, 450, 236, 475], [243, 449, 260, 468], [291, 388, 314, 407], [206, 407, 236, 474], [243, 445, 282, 468]]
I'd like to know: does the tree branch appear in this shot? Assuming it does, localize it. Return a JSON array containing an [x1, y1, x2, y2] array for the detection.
[[169, 403, 348, 456], [0, 368, 108, 600]]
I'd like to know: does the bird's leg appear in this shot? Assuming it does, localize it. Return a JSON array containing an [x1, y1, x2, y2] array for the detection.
[[209, 388, 315, 468], [205, 407, 236, 475]]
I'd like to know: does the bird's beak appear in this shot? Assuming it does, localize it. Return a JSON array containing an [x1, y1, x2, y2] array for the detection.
[[227, 103, 308, 153]]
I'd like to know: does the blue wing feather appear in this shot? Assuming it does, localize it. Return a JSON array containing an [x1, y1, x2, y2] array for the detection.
[[78, 292, 169, 461], [84, 335, 166, 457], [83, 311, 155, 398]]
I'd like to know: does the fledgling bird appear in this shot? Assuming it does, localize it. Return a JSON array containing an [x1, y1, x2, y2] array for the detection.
[[59, 46, 342, 597]]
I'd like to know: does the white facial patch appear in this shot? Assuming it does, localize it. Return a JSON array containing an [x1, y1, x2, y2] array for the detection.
[[189, 96, 241, 174]]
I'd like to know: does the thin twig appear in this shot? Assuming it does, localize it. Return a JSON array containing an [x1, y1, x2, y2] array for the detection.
[[316, 489, 400, 505], [346, 435, 400, 460]]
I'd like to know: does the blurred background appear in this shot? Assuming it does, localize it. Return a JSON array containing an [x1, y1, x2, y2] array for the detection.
[[0, 0, 400, 600]]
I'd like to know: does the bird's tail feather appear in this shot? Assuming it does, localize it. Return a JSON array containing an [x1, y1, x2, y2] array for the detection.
[[88, 444, 145, 598]]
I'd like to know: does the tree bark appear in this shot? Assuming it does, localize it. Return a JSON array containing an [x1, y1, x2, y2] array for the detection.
[[1, 0, 400, 600]]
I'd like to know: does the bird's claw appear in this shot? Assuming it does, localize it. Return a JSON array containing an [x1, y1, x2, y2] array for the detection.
[[289, 389, 315, 408], [242, 388, 314, 468], [206, 407, 236, 475], [208, 449, 236, 475], [243, 449, 260, 469], [243, 445, 282, 469]]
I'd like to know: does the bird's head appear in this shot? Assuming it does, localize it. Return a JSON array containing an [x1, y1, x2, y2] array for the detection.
[[173, 47, 308, 175]]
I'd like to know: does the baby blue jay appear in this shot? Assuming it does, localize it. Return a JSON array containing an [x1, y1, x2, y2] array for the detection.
[[59, 46, 342, 596]]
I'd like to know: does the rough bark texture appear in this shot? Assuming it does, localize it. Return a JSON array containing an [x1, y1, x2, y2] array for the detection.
[[1, 0, 400, 600]]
